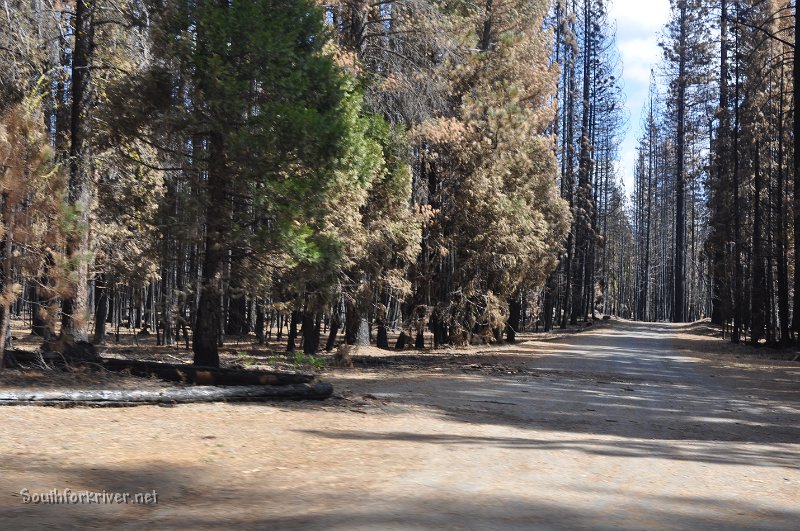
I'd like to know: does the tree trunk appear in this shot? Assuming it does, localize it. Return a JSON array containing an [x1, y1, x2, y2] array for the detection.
[[792, 0, 800, 339], [255, 302, 265, 344], [543, 272, 555, 332], [0, 197, 15, 367], [30, 277, 50, 338], [287, 310, 299, 352], [225, 259, 249, 336], [325, 308, 340, 351], [61, 0, 96, 343], [93, 274, 107, 344], [751, 143, 765, 345], [302, 311, 317, 356], [376, 317, 389, 349], [711, 0, 730, 326], [506, 296, 521, 343], [355, 317, 370, 346], [673, 1, 687, 323], [777, 69, 791, 344], [192, 131, 227, 367]]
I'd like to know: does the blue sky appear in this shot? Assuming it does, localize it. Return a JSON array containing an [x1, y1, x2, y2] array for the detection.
[[607, 0, 671, 194]]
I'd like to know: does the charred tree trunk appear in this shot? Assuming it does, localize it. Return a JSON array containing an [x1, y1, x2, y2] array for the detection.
[[255, 302, 265, 344], [61, 0, 96, 343], [287, 310, 299, 353], [777, 69, 791, 344], [0, 196, 15, 366], [225, 258, 249, 337], [93, 274, 108, 344], [792, 0, 800, 339], [751, 144, 766, 345], [376, 317, 389, 349], [192, 131, 227, 367], [506, 296, 521, 343], [673, 1, 687, 323], [542, 272, 556, 332], [711, 0, 730, 326], [302, 311, 317, 356], [325, 306, 341, 351]]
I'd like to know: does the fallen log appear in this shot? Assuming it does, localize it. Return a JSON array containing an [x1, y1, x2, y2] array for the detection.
[[92, 358, 316, 386], [3, 352, 317, 386], [0, 381, 333, 406]]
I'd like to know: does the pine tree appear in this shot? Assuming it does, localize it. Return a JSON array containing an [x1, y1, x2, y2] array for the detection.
[[113, 0, 383, 365]]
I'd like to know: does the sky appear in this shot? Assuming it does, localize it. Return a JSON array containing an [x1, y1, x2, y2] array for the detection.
[[606, 0, 671, 194]]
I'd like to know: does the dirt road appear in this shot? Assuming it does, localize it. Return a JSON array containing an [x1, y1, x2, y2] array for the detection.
[[1, 321, 799, 530]]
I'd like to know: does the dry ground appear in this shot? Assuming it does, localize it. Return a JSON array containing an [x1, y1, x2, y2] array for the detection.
[[1, 319, 799, 530]]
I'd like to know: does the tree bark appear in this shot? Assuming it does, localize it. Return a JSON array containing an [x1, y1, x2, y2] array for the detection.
[[673, 1, 687, 323], [0, 196, 15, 367], [325, 308, 340, 351], [302, 311, 317, 355], [286, 310, 299, 352], [255, 302, 265, 344], [61, 0, 96, 343], [92, 273, 107, 344], [506, 296, 521, 343], [192, 131, 227, 367], [792, 0, 800, 339], [751, 143, 765, 344]]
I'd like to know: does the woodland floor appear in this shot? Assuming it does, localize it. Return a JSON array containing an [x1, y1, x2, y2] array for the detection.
[[1, 319, 799, 529]]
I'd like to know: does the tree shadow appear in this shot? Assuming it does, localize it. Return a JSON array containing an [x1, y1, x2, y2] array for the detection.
[[311, 320, 800, 464], [3, 458, 797, 530]]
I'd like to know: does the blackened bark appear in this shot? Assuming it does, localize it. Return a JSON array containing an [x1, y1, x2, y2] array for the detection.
[[226, 293, 249, 336], [93, 274, 107, 344], [325, 308, 340, 351], [287, 310, 299, 352], [792, 0, 800, 338], [414, 330, 425, 349], [313, 313, 321, 352], [30, 282, 49, 338], [192, 131, 227, 367], [751, 144, 765, 344], [543, 272, 555, 332], [376, 317, 389, 349], [255, 302, 265, 344], [479, 0, 494, 52], [777, 69, 791, 344], [506, 297, 521, 343], [0, 197, 15, 366], [430, 309, 447, 348], [61, 0, 95, 342], [673, 1, 687, 323], [711, 0, 729, 326], [302, 311, 316, 355]]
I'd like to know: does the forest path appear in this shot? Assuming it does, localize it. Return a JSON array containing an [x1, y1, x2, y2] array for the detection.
[[2, 320, 800, 530]]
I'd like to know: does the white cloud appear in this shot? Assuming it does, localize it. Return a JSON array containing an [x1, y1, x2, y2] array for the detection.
[[609, 0, 670, 36], [618, 38, 662, 85]]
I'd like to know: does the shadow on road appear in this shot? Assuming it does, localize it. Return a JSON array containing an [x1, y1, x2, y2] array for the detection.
[[314, 320, 800, 466], [2, 458, 797, 530]]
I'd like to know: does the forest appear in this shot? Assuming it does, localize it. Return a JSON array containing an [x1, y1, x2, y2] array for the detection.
[[1, 0, 799, 370]]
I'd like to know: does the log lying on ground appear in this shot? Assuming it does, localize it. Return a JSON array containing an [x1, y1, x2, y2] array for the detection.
[[0, 381, 333, 406], [92, 358, 316, 386], [2, 350, 334, 404], [4, 352, 316, 386]]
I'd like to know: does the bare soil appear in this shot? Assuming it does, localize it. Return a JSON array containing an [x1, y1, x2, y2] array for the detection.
[[1, 319, 799, 530]]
